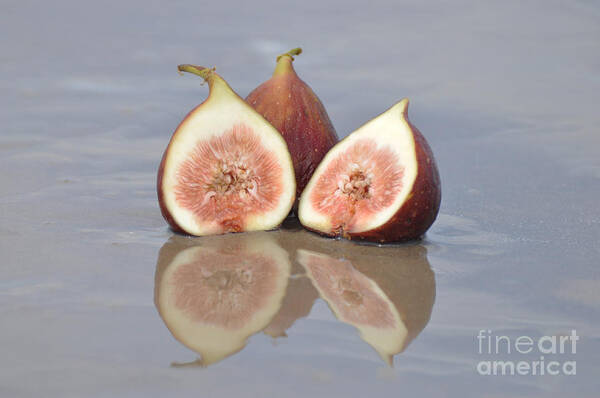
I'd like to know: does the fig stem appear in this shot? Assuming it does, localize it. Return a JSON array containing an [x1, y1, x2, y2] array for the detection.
[[177, 64, 216, 84], [276, 47, 302, 62], [273, 48, 302, 76]]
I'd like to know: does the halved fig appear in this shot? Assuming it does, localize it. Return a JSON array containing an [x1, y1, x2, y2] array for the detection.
[[157, 65, 296, 236], [154, 232, 291, 366], [246, 48, 338, 203], [297, 234, 435, 365], [298, 99, 441, 242]]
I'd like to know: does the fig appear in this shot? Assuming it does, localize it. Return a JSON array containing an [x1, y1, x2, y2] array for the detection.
[[157, 65, 296, 236], [296, 232, 435, 365], [246, 48, 338, 202], [298, 99, 441, 242], [154, 232, 291, 366]]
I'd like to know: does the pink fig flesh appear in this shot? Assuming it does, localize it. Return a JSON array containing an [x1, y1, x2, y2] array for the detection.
[[171, 124, 284, 232], [301, 253, 397, 328], [169, 246, 280, 329]]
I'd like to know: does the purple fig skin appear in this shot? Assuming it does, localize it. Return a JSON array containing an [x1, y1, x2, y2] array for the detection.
[[246, 48, 338, 202]]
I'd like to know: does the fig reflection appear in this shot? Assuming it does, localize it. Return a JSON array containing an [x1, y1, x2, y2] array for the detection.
[[154, 223, 435, 367], [154, 232, 291, 366], [295, 233, 435, 365], [262, 273, 319, 338]]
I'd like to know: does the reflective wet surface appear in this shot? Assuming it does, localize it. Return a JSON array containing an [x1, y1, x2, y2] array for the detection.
[[154, 222, 435, 368], [1, 0, 599, 396]]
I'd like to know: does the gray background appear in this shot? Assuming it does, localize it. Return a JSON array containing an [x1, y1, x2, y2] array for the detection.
[[1, 0, 599, 397]]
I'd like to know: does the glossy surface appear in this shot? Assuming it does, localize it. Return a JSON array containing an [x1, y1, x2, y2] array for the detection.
[[1, 0, 599, 396]]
